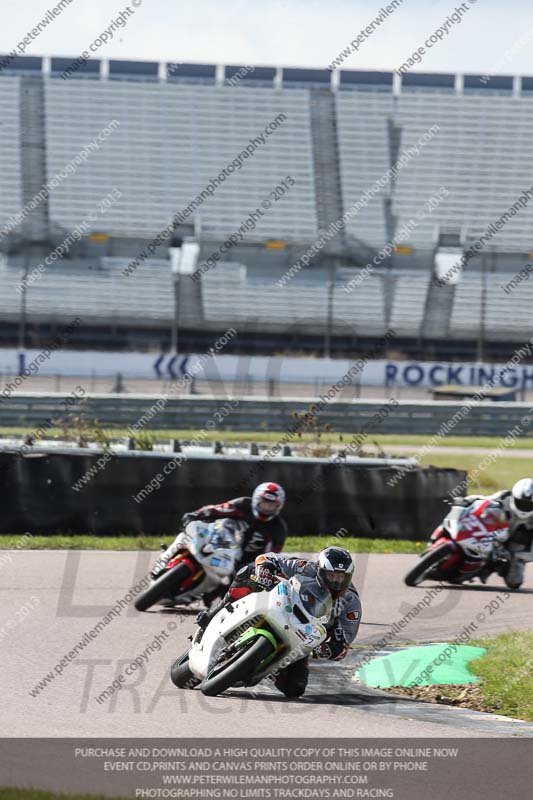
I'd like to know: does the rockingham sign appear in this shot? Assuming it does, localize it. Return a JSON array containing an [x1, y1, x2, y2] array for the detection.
[[383, 361, 533, 390], [1, 347, 533, 393]]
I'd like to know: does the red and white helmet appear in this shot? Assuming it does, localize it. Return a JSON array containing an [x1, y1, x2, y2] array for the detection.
[[252, 482, 285, 521]]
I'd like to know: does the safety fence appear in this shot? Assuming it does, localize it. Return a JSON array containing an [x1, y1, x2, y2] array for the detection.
[[0, 447, 465, 539]]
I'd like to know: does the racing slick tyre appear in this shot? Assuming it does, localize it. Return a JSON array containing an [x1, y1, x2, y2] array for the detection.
[[134, 562, 198, 612], [170, 650, 201, 689], [404, 542, 456, 587], [201, 636, 274, 698]]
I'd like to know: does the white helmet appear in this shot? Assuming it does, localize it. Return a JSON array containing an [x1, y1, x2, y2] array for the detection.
[[510, 478, 533, 520]]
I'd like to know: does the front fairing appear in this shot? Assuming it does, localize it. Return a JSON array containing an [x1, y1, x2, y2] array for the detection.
[[442, 505, 471, 539], [184, 521, 241, 576], [189, 577, 330, 681]]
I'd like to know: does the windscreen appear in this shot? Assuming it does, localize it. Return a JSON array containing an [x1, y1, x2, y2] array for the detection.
[[292, 576, 332, 619], [209, 521, 237, 550], [443, 504, 469, 532]]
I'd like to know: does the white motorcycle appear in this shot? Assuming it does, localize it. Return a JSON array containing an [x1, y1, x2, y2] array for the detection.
[[134, 520, 243, 612], [170, 574, 332, 696]]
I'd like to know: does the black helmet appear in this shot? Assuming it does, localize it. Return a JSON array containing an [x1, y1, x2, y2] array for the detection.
[[317, 546, 354, 596]]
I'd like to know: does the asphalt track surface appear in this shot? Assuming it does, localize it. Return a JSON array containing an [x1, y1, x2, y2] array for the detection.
[[4, 550, 533, 738]]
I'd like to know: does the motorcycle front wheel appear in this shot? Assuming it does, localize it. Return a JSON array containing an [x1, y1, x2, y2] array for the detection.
[[170, 650, 201, 689], [404, 542, 457, 587], [134, 562, 201, 611], [201, 636, 274, 697]]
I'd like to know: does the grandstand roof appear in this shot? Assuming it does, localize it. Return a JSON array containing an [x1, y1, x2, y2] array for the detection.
[[0, 56, 526, 94]]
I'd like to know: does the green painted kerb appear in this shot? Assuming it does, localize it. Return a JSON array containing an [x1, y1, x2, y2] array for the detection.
[[356, 644, 487, 688]]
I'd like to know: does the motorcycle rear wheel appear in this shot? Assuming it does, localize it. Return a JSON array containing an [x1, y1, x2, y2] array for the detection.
[[404, 542, 456, 587], [201, 636, 274, 697], [134, 562, 200, 611]]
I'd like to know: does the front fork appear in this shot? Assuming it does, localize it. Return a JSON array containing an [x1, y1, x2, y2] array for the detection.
[[175, 552, 205, 583]]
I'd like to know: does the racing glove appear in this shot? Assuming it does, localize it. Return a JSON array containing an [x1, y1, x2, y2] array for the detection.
[[315, 626, 349, 661], [252, 561, 279, 590], [181, 510, 209, 527]]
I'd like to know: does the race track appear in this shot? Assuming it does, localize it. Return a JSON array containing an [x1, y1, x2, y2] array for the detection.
[[4, 550, 533, 738]]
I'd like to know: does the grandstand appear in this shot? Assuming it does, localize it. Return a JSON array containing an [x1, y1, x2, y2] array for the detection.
[[44, 80, 318, 242], [0, 77, 23, 230], [1, 57, 533, 357]]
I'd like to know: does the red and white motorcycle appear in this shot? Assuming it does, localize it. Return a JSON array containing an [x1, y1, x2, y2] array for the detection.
[[404, 498, 522, 589]]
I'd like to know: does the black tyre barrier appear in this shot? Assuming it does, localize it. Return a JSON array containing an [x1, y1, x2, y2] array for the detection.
[[0, 449, 466, 539]]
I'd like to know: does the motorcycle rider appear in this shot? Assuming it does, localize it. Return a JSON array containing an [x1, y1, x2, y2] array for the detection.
[[152, 483, 288, 589], [197, 545, 362, 698], [462, 478, 533, 589]]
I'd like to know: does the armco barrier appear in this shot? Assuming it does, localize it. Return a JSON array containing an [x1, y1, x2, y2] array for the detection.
[[0, 447, 466, 539], [0, 393, 532, 437]]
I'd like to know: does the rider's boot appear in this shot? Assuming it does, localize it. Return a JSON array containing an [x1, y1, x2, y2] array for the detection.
[[202, 584, 226, 609], [195, 595, 234, 643], [274, 658, 310, 698], [197, 595, 231, 631], [197, 566, 256, 633], [504, 543, 526, 589], [478, 563, 493, 584], [505, 557, 525, 589]]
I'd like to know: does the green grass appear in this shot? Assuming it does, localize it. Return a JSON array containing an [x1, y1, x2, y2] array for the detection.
[[0, 534, 426, 554], [2, 426, 533, 451], [3, 424, 530, 496], [417, 453, 530, 496], [470, 630, 533, 722], [0, 791, 129, 800]]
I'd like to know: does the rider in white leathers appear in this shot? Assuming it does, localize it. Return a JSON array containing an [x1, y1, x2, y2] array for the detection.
[[463, 477, 533, 588]]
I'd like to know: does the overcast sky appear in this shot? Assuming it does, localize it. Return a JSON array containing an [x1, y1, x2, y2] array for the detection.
[[1, 0, 533, 76]]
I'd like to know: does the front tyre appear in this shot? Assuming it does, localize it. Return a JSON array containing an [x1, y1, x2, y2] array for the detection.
[[201, 636, 274, 697], [134, 562, 198, 611], [404, 542, 456, 587], [170, 650, 201, 689]]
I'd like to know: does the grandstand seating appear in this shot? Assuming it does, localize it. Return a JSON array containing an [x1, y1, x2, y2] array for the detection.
[[1, 251, 532, 344], [335, 92, 393, 247], [0, 77, 23, 232], [335, 88, 533, 254], [392, 92, 533, 252], [451, 270, 533, 341], [1, 62, 533, 256], [44, 80, 318, 242], [0, 258, 402, 335], [202, 262, 334, 332], [334, 268, 387, 336], [1, 59, 533, 351], [202, 264, 418, 337], [0, 258, 173, 325], [389, 269, 431, 334]]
